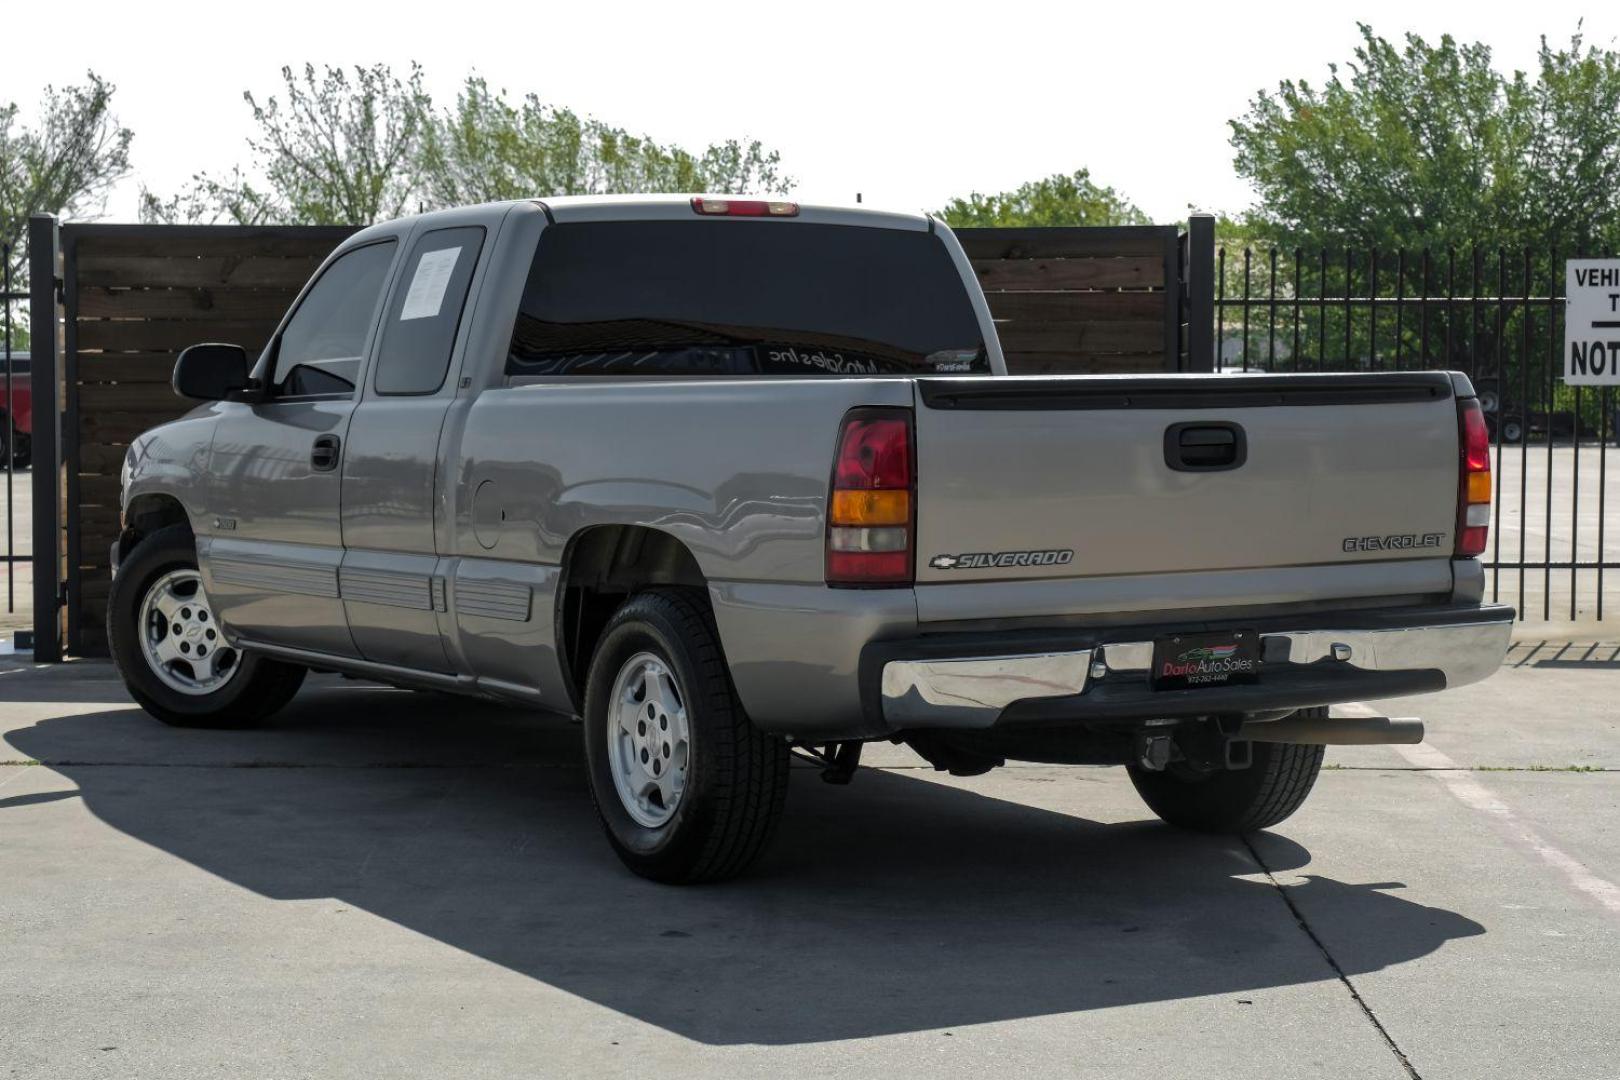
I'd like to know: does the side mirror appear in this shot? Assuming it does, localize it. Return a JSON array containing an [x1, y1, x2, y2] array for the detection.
[[173, 343, 252, 401]]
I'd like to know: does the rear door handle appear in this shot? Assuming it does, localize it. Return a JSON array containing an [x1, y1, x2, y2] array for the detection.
[[311, 434, 341, 472], [1164, 422, 1246, 472]]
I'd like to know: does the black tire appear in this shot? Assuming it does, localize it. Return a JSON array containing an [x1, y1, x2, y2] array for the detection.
[[107, 524, 306, 728], [0, 421, 23, 469], [1128, 713, 1326, 833], [581, 588, 789, 884]]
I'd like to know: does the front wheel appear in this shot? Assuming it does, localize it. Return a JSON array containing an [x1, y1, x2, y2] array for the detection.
[[582, 588, 789, 884], [1128, 715, 1325, 833], [108, 524, 306, 727]]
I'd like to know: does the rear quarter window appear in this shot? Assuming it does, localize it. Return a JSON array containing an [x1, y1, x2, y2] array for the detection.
[[374, 226, 485, 395], [506, 221, 987, 378]]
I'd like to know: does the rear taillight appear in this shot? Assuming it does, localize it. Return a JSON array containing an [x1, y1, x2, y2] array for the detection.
[[826, 409, 914, 586], [690, 197, 799, 217], [1457, 397, 1492, 557]]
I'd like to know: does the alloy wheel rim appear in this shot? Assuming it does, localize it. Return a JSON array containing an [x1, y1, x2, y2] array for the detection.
[[606, 651, 691, 828], [137, 569, 239, 695]]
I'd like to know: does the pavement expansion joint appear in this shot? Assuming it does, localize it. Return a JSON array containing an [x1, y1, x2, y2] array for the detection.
[[1243, 834, 1424, 1080]]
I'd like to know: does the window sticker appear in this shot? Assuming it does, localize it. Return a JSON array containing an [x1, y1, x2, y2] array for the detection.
[[399, 247, 461, 321]]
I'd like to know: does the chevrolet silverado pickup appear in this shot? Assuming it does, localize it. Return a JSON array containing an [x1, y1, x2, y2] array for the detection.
[[108, 195, 1514, 883]]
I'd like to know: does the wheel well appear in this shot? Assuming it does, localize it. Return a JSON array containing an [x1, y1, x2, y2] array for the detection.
[[118, 494, 192, 563], [557, 526, 707, 711]]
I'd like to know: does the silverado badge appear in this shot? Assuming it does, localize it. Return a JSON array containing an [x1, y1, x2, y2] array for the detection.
[[929, 549, 1074, 570]]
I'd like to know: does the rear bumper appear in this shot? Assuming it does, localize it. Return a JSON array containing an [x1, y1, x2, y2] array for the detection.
[[867, 603, 1514, 731]]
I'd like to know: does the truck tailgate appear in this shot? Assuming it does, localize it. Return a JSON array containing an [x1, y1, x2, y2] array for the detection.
[[911, 372, 1462, 619]]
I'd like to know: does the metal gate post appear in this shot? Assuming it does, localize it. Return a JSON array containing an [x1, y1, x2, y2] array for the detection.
[[28, 215, 61, 662], [1184, 214, 1216, 372]]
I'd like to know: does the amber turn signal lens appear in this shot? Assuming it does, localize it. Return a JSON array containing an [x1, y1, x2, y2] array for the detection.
[[830, 489, 910, 527], [1466, 471, 1492, 504]]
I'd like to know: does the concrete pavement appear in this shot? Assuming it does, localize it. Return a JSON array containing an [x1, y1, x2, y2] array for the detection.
[[1, 657, 1616, 1078]]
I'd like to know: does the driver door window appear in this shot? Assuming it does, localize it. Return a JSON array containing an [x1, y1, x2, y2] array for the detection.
[[272, 240, 398, 397]]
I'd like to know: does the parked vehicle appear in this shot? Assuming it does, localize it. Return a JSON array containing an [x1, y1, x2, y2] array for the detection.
[[1473, 375, 1619, 444], [1, 351, 31, 469], [108, 197, 1514, 882]]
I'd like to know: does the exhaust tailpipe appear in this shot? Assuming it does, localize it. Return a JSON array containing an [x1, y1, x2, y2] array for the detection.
[[1243, 713, 1424, 746]]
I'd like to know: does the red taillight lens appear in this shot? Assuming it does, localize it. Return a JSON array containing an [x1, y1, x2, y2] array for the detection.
[[1457, 397, 1491, 557], [827, 410, 914, 587], [690, 197, 799, 217], [833, 418, 912, 490]]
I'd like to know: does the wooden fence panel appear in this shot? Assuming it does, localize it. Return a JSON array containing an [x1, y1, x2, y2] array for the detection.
[[956, 226, 1181, 376], [970, 256, 1163, 292], [64, 224, 356, 654], [956, 227, 1171, 260]]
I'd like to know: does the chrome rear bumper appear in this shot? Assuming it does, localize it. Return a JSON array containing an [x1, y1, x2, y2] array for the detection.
[[877, 606, 1514, 730]]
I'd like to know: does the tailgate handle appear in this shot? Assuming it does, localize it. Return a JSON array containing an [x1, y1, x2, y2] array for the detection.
[[1165, 422, 1246, 472]]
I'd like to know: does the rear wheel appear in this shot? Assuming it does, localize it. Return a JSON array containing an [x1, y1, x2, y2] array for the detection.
[[582, 588, 789, 883], [1128, 713, 1325, 833], [108, 524, 306, 727]]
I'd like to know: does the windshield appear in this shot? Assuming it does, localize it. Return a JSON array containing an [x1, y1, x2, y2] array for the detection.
[[506, 220, 987, 378]]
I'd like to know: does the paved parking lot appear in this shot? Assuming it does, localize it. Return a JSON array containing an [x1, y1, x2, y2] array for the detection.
[[1, 647, 1616, 1078]]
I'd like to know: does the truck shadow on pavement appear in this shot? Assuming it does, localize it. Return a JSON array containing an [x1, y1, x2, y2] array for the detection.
[[5, 673, 1485, 1046]]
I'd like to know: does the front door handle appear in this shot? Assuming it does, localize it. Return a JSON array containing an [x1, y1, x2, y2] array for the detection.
[[311, 434, 341, 472]]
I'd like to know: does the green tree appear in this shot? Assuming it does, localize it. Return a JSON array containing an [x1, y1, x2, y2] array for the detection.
[[146, 67, 791, 225], [937, 169, 1150, 228], [416, 76, 789, 204], [1, 72, 133, 319], [144, 63, 430, 226], [1230, 24, 1620, 254], [1224, 25, 1620, 414]]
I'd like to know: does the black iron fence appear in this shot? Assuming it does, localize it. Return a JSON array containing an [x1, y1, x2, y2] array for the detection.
[[1208, 240, 1617, 621], [1, 242, 27, 621]]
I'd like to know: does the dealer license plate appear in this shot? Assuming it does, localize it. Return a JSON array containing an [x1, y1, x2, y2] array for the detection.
[[1150, 630, 1260, 690]]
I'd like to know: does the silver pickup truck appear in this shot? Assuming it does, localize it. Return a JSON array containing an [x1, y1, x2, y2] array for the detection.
[[110, 195, 1514, 882]]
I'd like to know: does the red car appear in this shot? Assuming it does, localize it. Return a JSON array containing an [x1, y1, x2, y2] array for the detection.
[[1, 352, 30, 469]]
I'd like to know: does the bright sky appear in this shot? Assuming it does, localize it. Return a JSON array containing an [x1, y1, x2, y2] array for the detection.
[[4, 0, 1617, 225]]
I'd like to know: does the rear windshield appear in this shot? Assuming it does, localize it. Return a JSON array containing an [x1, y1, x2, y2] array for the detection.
[[506, 220, 987, 378]]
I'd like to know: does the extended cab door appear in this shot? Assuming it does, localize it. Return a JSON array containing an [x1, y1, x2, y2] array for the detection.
[[200, 238, 399, 657], [337, 224, 486, 672]]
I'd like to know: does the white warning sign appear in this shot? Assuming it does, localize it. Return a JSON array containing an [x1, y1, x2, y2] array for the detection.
[[1565, 260, 1620, 385]]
